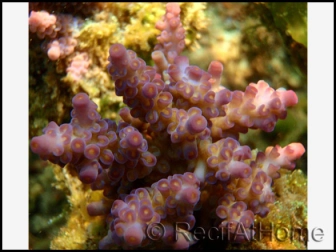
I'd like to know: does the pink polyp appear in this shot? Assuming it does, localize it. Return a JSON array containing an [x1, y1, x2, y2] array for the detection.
[[114, 223, 126, 238], [141, 98, 154, 111], [181, 172, 198, 185], [97, 135, 109, 148], [127, 76, 139, 88], [140, 152, 157, 167], [168, 17, 180, 29], [42, 121, 58, 133], [176, 80, 186, 93], [145, 110, 159, 124], [245, 85, 258, 98], [59, 123, 73, 134], [257, 104, 270, 117], [169, 177, 182, 192], [152, 78, 165, 92], [126, 131, 143, 149], [233, 146, 252, 160], [229, 207, 241, 220], [100, 149, 114, 166], [221, 193, 235, 205], [124, 87, 138, 99], [186, 66, 203, 82], [109, 43, 128, 65], [215, 169, 230, 182], [140, 198, 152, 207], [190, 92, 201, 103], [220, 147, 233, 160], [232, 201, 247, 212], [277, 89, 298, 107], [157, 179, 170, 193], [204, 107, 219, 118], [251, 181, 264, 195], [83, 130, 92, 142], [137, 140, 148, 153], [123, 208, 137, 223], [216, 205, 229, 219], [129, 58, 141, 71], [215, 89, 232, 105], [240, 213, 254, 228], [158, 92, 173, 108], [52, 144, 64, 157], [207, 156, 219, 168], [182, 84, 194, 99], [84, 144, 100, 159], [235, 188, 248, 201], [204, 91, 216, 104], [88, 109, 100, 122], [111, 200, 127, 215], [224, 137, 239, 149], [45, 128, 57, 138], [139, 205, 154, 222], [135, 188, 149, 199], [175, 28, 186, 40], [167, 64, 182, 81], [72, 92, 90, 109], [142, 82, 158, 99], [208, 61, 223, 80], [161, 108, 173, 120], [186, 114, 207, 135], [166, 195, 177, 208], [115, 79, 127, 93], [179, 187, 200, 205], [269, 97, 282, 110], [229, 161, 252, 178], [127, 199, 140, 213]]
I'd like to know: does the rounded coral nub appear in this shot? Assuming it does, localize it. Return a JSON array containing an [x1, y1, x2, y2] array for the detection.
[[126, 131, 143, 148], [186, 114, 207, 135], [72, 92, 90, 108], [124, 224, 144, 246], [109, 43, 127, 60]]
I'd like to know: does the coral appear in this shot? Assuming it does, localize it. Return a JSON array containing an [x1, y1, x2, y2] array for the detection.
[[66, 52, 91, 82], [28, 3, 208, 134], [29, 11, 58, 39], [29, 2, 306, 250]]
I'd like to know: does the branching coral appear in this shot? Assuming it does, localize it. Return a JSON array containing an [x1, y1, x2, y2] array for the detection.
[[30, 2, 306, 250]]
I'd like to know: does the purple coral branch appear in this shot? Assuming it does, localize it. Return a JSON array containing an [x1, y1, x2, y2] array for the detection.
[[30, 2, 305, 250]]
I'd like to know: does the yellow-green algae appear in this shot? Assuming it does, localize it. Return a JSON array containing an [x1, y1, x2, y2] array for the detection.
[[50, 165, 108, 250]]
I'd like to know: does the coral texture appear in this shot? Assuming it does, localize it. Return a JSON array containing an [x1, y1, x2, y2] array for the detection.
[[30, 3, 305, 250]]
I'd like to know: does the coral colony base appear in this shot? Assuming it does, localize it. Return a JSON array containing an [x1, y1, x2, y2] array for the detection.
[[30, 3, 305, 250]]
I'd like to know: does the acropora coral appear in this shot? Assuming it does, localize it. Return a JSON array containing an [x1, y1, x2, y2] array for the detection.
[[29, 2, 307, 250]]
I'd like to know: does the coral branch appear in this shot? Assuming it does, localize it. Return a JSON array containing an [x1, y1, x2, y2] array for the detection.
[[30, 2, 305, 250]]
